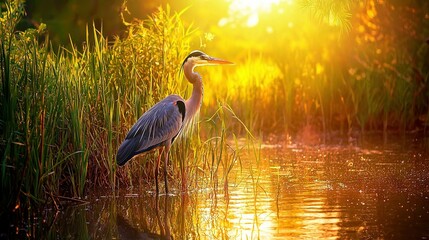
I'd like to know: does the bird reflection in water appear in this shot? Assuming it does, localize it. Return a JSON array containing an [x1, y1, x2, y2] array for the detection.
[[116, 197, 172, 240]]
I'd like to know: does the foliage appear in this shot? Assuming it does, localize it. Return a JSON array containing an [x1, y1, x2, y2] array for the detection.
[[299, 0, 355, 33]]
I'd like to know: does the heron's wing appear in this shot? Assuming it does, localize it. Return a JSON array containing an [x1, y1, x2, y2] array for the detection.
[[117, 95, 186, 165], [127, 95, 186, 147]]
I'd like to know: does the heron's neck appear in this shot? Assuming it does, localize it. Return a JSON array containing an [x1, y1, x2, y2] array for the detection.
[[184, 66, 203, 123]]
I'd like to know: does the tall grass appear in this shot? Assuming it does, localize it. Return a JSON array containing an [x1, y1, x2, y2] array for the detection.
[[0, 1, 249, 219], [0, 1, 199, 213]]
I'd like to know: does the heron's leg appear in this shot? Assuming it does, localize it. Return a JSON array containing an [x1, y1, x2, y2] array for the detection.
[[164, 145, 171, 194], [155, 148, 163, 195]]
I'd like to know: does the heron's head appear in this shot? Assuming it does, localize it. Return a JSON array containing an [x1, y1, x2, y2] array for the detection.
[[181, 50, 233, 71]]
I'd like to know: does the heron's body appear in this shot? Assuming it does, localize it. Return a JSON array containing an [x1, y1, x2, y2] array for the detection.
[[116, 50, 232, 194], [116, 95, 186, 166]]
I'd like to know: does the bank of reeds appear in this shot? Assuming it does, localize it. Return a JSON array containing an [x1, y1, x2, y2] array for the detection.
[[0, 0, 251, 217], [0, 2, 210, 213]]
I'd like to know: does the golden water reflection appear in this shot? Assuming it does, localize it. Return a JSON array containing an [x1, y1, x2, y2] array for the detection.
[[32, 138, 429, 239], [190, 142, 429, 239], [201, 150, 344, 239]]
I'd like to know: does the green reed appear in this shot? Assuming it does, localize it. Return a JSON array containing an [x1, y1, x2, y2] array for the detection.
[[0, 1, 207, 212]]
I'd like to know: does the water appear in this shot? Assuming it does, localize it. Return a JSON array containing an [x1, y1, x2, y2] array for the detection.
[[9, 135, 429, 239]]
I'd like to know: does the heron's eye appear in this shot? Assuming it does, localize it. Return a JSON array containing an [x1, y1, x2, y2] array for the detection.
[[200, 55, 209, 60]]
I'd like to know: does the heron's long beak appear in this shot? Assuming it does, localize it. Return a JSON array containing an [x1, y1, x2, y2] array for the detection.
[[207, 57, 234, 65]]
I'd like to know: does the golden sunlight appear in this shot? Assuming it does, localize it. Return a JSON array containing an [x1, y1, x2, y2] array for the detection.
[[220, 0, 290, 27], [229, 0, 281, 13]]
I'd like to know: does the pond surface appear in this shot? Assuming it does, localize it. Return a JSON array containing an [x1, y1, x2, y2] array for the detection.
[[15, 135, 429, 239]]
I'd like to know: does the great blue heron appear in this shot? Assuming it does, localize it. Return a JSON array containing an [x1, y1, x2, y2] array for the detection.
[[116, 50, 233, 194]]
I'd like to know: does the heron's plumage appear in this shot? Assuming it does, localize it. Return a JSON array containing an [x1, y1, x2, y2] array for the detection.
[[116, 95, 186, 166], [116, 50, 232, 194]]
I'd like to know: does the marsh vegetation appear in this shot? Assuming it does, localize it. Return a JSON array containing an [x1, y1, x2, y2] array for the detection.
[[1, 0, 429, 238]]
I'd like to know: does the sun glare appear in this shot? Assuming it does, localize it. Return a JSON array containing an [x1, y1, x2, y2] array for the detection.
[[229, 0, 281, 13], [221, 0, 289, 27]]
